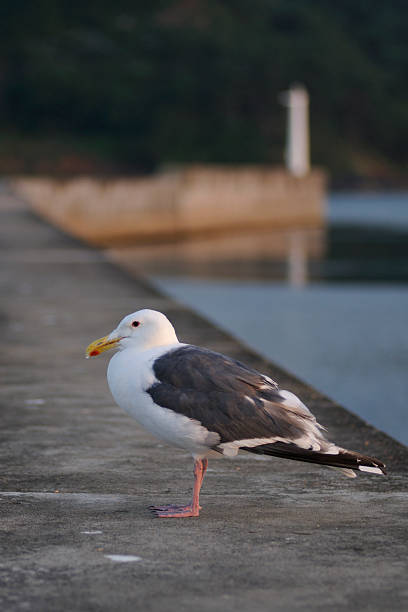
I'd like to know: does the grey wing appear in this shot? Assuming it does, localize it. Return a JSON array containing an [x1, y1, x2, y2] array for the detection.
[[147, 345, 331, 452]]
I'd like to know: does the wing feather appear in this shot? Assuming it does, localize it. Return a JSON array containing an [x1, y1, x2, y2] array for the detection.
[[147, 345, 330, 452]]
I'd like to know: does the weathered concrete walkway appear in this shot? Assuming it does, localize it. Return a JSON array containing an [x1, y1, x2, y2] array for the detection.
[[1, 183, 407, 611]]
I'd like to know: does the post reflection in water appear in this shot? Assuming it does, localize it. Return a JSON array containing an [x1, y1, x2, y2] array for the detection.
[[287, 230, 308, 287]]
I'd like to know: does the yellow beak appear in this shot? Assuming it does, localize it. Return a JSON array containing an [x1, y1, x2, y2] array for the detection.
[[85, 335, 121, 358]]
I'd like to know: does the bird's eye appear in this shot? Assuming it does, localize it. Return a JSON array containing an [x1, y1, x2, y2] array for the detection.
[[131, 321, 140, 328]]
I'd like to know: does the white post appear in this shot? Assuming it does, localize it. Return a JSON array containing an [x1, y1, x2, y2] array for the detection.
[[283, 85, 310, 177]]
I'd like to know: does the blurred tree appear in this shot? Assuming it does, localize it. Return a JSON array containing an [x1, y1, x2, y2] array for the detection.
[[0, 0, 406, 180]]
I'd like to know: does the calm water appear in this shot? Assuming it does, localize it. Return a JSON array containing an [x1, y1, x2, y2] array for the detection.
[[148, 192, 408, 446]]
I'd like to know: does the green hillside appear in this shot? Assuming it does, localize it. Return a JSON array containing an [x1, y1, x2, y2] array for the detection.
[[1, 0, 407, 183]]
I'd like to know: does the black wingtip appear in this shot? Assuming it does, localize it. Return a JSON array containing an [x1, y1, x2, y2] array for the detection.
[[243, 443, 387, 475]]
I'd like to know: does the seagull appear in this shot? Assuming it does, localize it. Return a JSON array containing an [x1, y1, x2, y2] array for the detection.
[[86, 309, 386, 518]]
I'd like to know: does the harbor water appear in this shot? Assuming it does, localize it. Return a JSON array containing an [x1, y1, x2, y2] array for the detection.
[[148, 192, 408, 446]]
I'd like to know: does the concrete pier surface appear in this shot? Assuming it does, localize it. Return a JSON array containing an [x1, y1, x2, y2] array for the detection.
[[1, 184, 407, 612]]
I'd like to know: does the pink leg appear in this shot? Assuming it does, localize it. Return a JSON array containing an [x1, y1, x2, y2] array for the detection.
[[150, 458, 208, 518]]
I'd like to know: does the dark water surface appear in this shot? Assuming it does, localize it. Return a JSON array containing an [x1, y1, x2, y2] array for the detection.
[[114, 192, 408, 445], [152, 279, 408, 445]]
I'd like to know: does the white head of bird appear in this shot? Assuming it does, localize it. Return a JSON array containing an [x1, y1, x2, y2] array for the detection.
[[86, 309, 179, 358]]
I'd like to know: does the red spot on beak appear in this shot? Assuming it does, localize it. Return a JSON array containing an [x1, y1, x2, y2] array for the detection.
[[89, 350, 100, 357]]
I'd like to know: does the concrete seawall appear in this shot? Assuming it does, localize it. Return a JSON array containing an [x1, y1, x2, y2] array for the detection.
[[12, 165, 326, 246]]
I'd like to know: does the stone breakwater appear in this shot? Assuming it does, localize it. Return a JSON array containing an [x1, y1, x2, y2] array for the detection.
[[12, 165, 326, 246]]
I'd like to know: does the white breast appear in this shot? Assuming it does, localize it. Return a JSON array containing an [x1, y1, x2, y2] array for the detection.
[[107, 344, 220, 456]]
